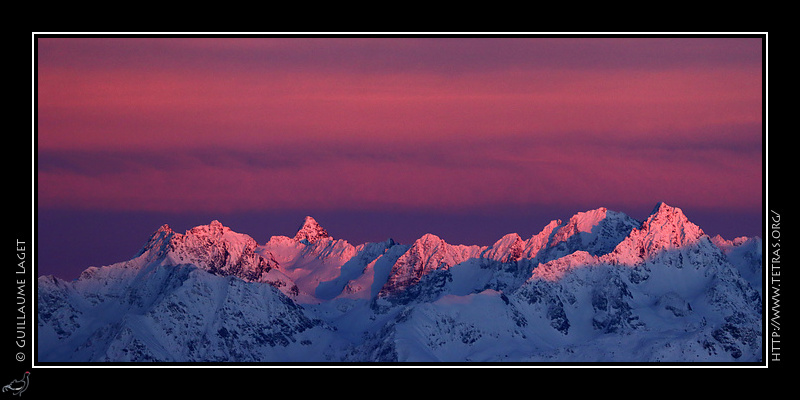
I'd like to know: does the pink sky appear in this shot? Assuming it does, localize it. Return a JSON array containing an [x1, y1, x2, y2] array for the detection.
[[36, 36, 763, 218]]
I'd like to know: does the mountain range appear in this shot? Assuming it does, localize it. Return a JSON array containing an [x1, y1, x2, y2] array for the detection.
[[37, 202, 763, 363]]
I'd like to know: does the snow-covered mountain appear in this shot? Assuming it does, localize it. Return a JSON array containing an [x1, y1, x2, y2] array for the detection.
[[37, 203, 763, 363]]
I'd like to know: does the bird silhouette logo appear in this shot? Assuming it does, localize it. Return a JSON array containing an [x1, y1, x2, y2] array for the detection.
[[2, 372, 29, 396]]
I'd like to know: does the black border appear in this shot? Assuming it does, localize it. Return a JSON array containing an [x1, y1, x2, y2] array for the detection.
[[23, 32, 772, 396]]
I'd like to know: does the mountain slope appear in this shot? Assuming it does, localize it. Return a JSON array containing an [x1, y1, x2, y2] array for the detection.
[[38, 255, 344, 362], [378, 233, 485, 299], [37, 203, 763, 363], [260, 218, 361, 302], [353, 205, 761, 362], [135, 220, 287, 286]]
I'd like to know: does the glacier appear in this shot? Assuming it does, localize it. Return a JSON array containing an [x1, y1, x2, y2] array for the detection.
[[36, 203, 763, 363]]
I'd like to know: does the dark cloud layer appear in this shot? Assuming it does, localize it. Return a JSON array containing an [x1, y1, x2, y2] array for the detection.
[[38, 37, 762, 75], [38, 118, 763, 179]]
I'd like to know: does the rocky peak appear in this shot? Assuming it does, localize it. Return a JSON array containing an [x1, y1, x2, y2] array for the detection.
[[521, 219, 562, 259], [293, 216, 330, 243], [183, 220, 249, 245], [605, 202, 706, 265], [415, 232, 444, 247], [183, 220, 231, 240], [550, 207, 609, 246], [539, 207, 640, 261], [136, 224, 179, 261], [137, 221, 278, 282], [711, 234, 755, 252], [378, 233, 483, 299], [396, 233, 446, 269], [641, 202, 704, 245], [485, 233, 525, 263]]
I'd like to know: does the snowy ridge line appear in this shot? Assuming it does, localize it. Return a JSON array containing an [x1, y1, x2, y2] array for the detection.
[[37, 202, 763, 363]]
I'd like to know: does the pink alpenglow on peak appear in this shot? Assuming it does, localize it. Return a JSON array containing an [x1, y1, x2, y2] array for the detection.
[[531, 251, 596, 282], [38, 199, 764, 362], [379, 233, 484, 298], [484, 233, 526, 263], [637, 202, 705, 248], [549, 207, 611, 247], [135, 220, 281, 283], [528, 202, 716, 282], [293, 216, 331, 243], [260, 216, 358, 300], [520, 219, 563, 259], [605, 202, 706, 265]]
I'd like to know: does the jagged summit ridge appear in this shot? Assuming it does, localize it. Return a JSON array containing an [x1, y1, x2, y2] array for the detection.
[[38, 203, 763, 362], [607, 202, 707, 265], [378, 232, 483, 298], [126, 205, 733, 304], [130, 204, 732, 301], [293, 216, 330, 243], [484, 233, 525, 263], [550, 207, 611, 245], [544, 206, 640, 260], [136, 220, 280, 284]]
